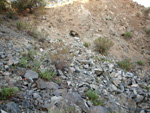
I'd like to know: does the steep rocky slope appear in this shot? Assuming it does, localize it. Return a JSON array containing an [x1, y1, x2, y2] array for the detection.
[[0, 0, 150, 113]]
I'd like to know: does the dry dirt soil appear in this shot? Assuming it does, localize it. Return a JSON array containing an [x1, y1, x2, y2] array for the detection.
[[1, 0, 150, 68]]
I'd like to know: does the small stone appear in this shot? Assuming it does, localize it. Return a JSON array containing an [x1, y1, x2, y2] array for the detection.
[[90, 84, 99, 90], [131, 84, 139, 88], [0, 62, 3, 70], [110, 84, 117, 91], [16, 67, 26, 76], [1, 110, 7, 113], [33, 93, 40, 99], [90, 106, 109, 113], [4, 65, 9, 70], [24, 70, 38, 80], [51, 96, 63, 103], [94, 68, 103, 76], [46, 82, 59, 90], [3, 72, 10, 76], [136, 94, 144, 102], [36, 79, 47, 89], [2, 102, 20, 113], [58, 70, 64, 76], [42, 16, 46, 20], [113, 78, 120, 87]]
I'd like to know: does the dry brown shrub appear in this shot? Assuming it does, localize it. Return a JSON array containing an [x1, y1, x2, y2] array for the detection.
[[50, 42, 74, 70]]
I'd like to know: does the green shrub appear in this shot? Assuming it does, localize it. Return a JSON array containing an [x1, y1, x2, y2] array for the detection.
[[123, 32, 132, 38], [144, 7, 150, 15], [16, 21, 30, 31], [7, 11, 16, 19], [136, 12, 141, 17], [39, 69, 55, 80], [94, 37, 113, 54], [12, 0, 47, 13], [0, 87, 19, 100], [83, 42, 89, 48], [149, 59, 150, 65], [137, 60, 143, 65], [28, 30, 42, 39], [87, 89, 104, 106], [0, 0, 7, 10], [117, 59, 133, 71]]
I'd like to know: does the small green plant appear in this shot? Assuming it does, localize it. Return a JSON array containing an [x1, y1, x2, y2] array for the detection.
[[83, 42, 89, 48], [110, 111, 115, 113], [28, 30, 42, 39], [39, 69, 55, 80], [0, 87, 19, 100], [33, 60, 40, 71], [136, 12, 141, 17], [146, 28, 150, 35], [123, 32, 132, 38], [20, 50, 37, 68], [64, 106, 77, 113], [118, 59, 133, 71], [16, 21, 30, 31], [149, 59, 150, 65], [87, 89, 104, 106], [58, 38, 62, 42], [94, 37, 113, 54], [7, 11, 16, 19], [94, 56, 112, 63], [145, 86, 150, 91], [0, 19, 2, 25], [55, 79, 61, 84], [137, 60, 143, 65], [20, 58, 28, 68]]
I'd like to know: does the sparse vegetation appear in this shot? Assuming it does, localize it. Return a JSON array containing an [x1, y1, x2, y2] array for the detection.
[[149, 59, 150, 65], [12, 0, 47, 13], [50, 42, 74, 70], [28, 29, 42, 39], [39, 69, 55, 80], [0, 0, 7, 10], [0, 19, 2, 25], [87, 89, 104, 106], [123, 32, 132, 39], [94, 37, 113, 54], [136, 12, 141, 17], [16, 21, 42, 39], [145, 86, 150, 91], [19, 49, 56, 80], [94, 56, 112, 63], [117, 59, 133, 71], [20, 57, 29, 68], [0, 87, 19, 100], [146, 28, 150, 35], [16, 21, 30, 31], [137, 60, 143, 66], [144, 7, 150, 15], [6, 11, 16, 19], [83, 42, 89, 48], [64, 106, 77, 113]]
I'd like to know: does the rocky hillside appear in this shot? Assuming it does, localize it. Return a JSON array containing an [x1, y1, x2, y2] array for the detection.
[[0, 0, 150, 113]]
